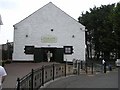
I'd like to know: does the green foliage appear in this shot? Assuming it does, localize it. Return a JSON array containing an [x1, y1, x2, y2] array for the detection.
[[78, 2, 120, 60]]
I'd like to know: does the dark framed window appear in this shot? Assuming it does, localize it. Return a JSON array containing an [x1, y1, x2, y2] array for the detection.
[[64, 46, 73, 54], [24, 46, 34, 54]]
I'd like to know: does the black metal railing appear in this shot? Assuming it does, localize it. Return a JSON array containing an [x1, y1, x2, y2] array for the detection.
[[73, 61, 116, 75], [16, 61, 116, 90], [16, 63, 73, 90]]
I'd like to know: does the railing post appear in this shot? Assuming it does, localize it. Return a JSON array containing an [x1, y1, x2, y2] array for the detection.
[[53, 64, 55, 80], [42, 66, 44, 86], [31, 69, 34, 90], [17, 78, 20, 90], [65, 63, 66, 77], [91, 63, 93, 74]]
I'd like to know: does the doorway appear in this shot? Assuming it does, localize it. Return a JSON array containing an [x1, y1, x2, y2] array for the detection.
[[34, 47, 64, 62], [42, 48, 55, 62]]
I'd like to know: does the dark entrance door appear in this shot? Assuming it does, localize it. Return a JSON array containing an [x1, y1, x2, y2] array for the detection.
[[34, 47, 64, 62], [54, 48, 64, 63], [42, 48, 55, 62], [34, 48, 43, 62]]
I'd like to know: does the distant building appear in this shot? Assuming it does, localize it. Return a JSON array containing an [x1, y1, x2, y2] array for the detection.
[[0, 14, 3, 25], [0, 42, 13, 60], [13, 2, 86, 62]]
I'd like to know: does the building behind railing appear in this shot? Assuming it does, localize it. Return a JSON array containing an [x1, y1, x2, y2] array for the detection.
[[0, 42, 13, 61]]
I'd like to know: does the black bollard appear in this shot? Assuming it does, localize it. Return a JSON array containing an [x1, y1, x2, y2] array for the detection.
[[85, 62, 88, 74], [109, 64, 112, 71], [104, 63, 106, 73], [80, 61, 83, 69], [91, 63, 94, 74]]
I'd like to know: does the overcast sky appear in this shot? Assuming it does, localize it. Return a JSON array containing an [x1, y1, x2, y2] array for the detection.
[[0, 0, 120, 44]]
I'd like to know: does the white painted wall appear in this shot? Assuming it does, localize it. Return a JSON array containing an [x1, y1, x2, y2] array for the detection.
[[13, 2, 85, 62]]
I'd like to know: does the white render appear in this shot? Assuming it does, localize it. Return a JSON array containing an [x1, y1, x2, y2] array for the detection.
[[13, 2, 86, 62]]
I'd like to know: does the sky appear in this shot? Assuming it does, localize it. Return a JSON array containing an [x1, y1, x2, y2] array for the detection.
[[0, 0, 120, 44]]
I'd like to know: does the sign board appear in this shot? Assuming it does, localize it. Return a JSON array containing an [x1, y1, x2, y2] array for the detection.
[[41, 35, 57, 43]]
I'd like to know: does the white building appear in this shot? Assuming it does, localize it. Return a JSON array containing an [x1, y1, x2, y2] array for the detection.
[[13, 2, 86, 62]]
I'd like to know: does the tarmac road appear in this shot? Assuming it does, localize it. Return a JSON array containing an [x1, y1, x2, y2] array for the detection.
[[42, 70, 118, 88]]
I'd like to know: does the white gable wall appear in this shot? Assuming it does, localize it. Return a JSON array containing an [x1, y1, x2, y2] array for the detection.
[[13, 2, 85, 62]]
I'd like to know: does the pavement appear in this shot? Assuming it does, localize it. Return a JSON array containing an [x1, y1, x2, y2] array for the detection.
[[41, 69, 118, 89], [2, 62, 57, 88]]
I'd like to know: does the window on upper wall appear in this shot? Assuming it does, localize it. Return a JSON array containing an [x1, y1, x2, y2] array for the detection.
[[64, 46, 73, 54]]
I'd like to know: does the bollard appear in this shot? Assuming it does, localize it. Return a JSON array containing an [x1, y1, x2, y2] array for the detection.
[[91, 63, 94, 74], [80, 61, 83, 69], [104, 63, 106, 73], [109, 64, 112, 71], [85, 62, 88, 74]]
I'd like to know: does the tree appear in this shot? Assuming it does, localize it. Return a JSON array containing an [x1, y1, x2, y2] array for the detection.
[[78, 3, 118, 61], [113, 2, 120, 58]]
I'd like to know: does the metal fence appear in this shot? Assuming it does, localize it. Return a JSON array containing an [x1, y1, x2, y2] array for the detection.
[[16, 61, 115, 90], [73, 61, 115, 75], [16, 63, 73, 90]]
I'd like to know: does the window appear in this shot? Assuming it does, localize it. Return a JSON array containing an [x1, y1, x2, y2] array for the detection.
[[64, 46, 73, 54], [24, 46, 34, 54]]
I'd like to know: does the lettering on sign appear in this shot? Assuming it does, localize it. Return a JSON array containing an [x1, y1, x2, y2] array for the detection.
[[41, 35, 57, 43]]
